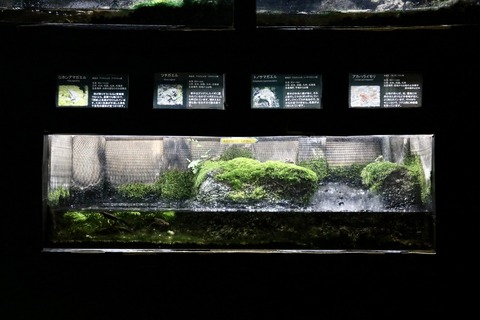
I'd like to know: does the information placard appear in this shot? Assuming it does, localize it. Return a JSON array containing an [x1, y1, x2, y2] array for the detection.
[[154, 73, 225, 110], [349, 73, 422, 108], [251, 74, 322, 109], [56, 74, 128, 109]]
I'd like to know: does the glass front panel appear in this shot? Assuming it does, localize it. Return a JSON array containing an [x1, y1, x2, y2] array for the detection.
[[256, 0, 480, 28], [0, 0, 234, 28], [43, 134, 435, 252]]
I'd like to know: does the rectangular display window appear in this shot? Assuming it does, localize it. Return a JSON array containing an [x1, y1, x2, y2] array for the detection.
[[56, 74, 129, 109], [154, 73, 225, 110], [0, 0, 234, 28], [349, 73, 422, 109], [43, 134, 435, 253], [252, 74, 322, 109], [256, 0, 480, 29]]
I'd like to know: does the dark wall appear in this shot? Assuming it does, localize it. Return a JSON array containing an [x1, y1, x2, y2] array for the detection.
[[1, 1, 477, 318]]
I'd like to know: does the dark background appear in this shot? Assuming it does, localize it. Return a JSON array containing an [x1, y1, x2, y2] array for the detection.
[[1, 1, 477, 318]]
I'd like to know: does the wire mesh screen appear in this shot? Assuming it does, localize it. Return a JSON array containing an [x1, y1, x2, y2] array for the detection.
[[48, 135, 73, 190], [325, 136, 382, 167], [297, 137, 326, 163], [253, 136, 299, 163], [72, 135, 106, 190], [47, 134, 433, 191], [190, 137, 226, 162], [105, 137, 163, 187]]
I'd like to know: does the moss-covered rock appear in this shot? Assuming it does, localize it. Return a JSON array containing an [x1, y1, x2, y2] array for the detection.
[[361, 160, 422, 209], [194, 157, 318, 205]]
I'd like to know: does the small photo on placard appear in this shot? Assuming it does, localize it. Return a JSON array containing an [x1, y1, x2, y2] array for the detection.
[[56, 74, 129, 109], [349, 73, 422, 108], [153, 73, 225, 110], [251, 74, 322, 109]]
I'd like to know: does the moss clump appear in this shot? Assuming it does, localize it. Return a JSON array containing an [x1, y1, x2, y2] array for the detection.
[[117, 170, 195, 202], [361, 155, 429, 202], [161, 210, 176, 222], [361, 160, 403, 192], [132, 0, 184, 9], [298, 158, 329, 181], [328, 163, 366, 187], [298, 158, 366, 187], [156, 169, 194, 200], [219, 145, 254, 161], [117, 183, 160, 201], [58, 211, 106, 238], [195, 157, 318, 204], [55, 210, 170, 241], [361, 158, 424, 209], [47, 186, 70, 206], [403, 154, 431, 206]]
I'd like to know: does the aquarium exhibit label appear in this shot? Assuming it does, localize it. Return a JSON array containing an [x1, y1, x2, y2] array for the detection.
[[56, 74, 129, 109], [251, 74, 322, 109], [154, 73, 225, 110], [349, 73, 423, 108], [221, 137, 258, 144]]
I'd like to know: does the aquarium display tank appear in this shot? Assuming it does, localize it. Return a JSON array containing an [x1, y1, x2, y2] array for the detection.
[[42, 134, 435, 253], [0, 0, 234, 28], [256, 0, 480, 28]]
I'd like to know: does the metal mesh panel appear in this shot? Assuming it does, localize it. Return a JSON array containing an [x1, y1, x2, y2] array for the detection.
[[325, 136, 382, 167], [297, 137, 326, 163], [190, 137, 226, 161], [253, 136, 299, 163], [105, 138, 163, 187], [72, 135, 106, 189], [387, 136, 408, 163], [49, 135, 73, 190], [161, 137, 192, 171]]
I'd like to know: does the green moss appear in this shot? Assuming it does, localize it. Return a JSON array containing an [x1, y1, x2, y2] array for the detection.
[[361, 153, 431, 207], [47, 186, 70, 206], [328, 164, 366, 186], [132, 0, 184, 9], [298, 158, 366, 187], [228, 186, 269, 202], [117, 183, 160, 200], [404, 154, 431, 205], [219, 145, 254, 161], [161, 210, 176, 222], [51, 210, 434, 250], [361, 160, 402, 192], [58, 211, 107, 238], [64, 211, 88, 222], [298, 158, 329, 181], [132, 0, 225, 8], [156, 169, 194, 200], [195, 157, 318, 204]]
